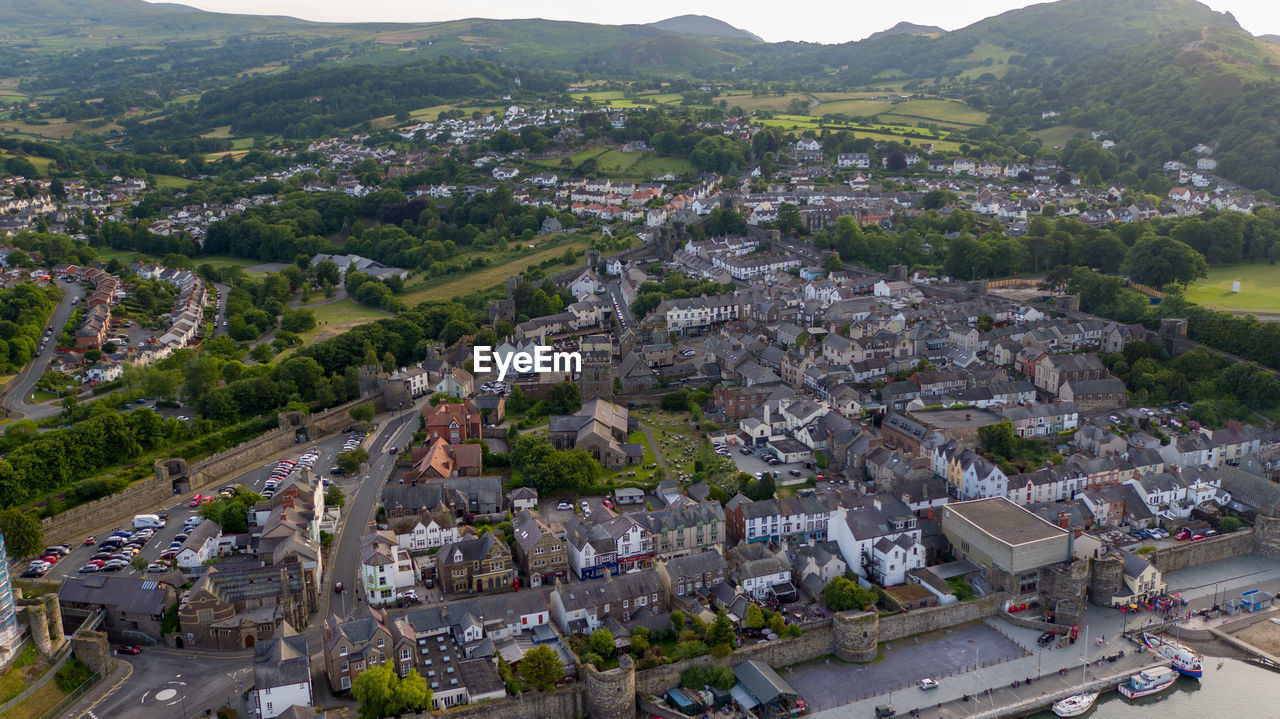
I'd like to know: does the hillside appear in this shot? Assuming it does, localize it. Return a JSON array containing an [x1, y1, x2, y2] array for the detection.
[[645, 15, 763, 42], [867, 22, 946, 40]]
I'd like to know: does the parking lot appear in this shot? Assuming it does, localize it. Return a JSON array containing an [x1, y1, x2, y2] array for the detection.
[[25, 428, 365, 586]]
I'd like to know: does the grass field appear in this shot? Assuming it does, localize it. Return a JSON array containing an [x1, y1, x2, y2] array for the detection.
[[813, 99, 894, 117], [400, 239, 590, 305], [1033, 125, 1087, 148], [299, 298, 393, 344], [756, 116, 964, 151], [1185, 264, 1280, 313], [0, 675, 67, 719], [551, 148, 692, 179], [881, 99, 988, 125], [0, 152, 55, 176], [151, 174, 190, 190]]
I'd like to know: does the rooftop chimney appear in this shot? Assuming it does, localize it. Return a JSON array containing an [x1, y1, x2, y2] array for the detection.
[[1058, 511, 1071, 529]]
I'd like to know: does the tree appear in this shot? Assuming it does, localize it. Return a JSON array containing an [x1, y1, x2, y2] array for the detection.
[[546, 382, 581, 415], [351, 664, 432, 719], [325, 485, 346, 508], [349, 402, 376, 424], [1218, 516, 1243, 533], [822, 576, 878, 612], [0, 509, 42, 558], [337, 447, 370, 475], [670, 610, 685, 633], [776, 202, 802, 237], [589, 628, 615, 659], [519, 644, 563, 690], [706, 608, 735, 649], [745, 603, 765, 630], [661, 390, 690, 412], [823, 254, 844, 273], [1122, 236, 1208, 288]]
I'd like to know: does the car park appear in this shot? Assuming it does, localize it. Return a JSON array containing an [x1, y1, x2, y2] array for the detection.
[[78, 564, 101, 573], [146, 563, 169, 573]]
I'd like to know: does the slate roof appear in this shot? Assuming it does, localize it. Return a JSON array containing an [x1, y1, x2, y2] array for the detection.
[[58, 576, 171, 615], [254, 622, 311, 689]]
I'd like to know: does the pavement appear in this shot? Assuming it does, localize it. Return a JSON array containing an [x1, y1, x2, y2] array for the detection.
[[805, 553, 1280, 719], [0, 279, 84, 421]]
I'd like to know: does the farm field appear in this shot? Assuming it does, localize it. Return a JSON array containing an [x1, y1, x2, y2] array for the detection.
[[548, 148, 692, 178], [880, 98, 988, 125], [1185, 264, 1280, 313], [756, 115, 963, 151], [1033, 125, 1087, 148], [399, 238, 591, 305]]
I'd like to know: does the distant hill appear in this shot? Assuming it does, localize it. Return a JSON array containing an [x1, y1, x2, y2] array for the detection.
[[1260, 33, 1280, 46], [644, 14, 763, 42], [866, 22, 946, 40]]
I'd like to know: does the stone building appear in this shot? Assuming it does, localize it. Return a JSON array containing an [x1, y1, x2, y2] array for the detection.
[[178, 560, 317, 650], [437, 534, 516, 595], [511, 509, 568, 587], [942, 497, 1071, 597], [58, 575, 175, 646]]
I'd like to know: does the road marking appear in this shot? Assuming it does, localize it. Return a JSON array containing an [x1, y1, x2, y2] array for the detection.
[[155, 689, 178, 701]]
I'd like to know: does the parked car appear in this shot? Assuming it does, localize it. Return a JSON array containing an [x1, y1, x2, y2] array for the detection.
[[189, 494, 203, 507], [601, 499, 614, 510], [919, 678, 939, 690], [146, 563, 169, 573], [1036, 631, 1058, 646], [556, 500, 572, 511], [739, 447, 752, 455], [116, 645, 142, 655], [83, 536, 96, 546]]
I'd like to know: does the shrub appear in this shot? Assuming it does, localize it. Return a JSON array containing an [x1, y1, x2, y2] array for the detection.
[[710, 642, 734, 658]]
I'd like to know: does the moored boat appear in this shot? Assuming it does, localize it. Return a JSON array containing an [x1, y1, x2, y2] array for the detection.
[[1143, 632, 1203, 678], [1053, 692, 1099, 717], [1118, 666, 1178, 699]]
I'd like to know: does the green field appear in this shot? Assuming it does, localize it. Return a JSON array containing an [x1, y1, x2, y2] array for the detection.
[[151, 174, 190, 190], [299, 298, 393, 344], [400, 239, 590, 305], [756, 115, 963, 151], [1033, 125, 1087, 148], [1185, 264, 1280, 313], [552, 148, 692, 179]]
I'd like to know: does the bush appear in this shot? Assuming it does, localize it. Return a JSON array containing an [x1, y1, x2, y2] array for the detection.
[[680, 664, 736, 690], [710, 642, 734, 658], [54, 655, 94, 692], [672, 640, 709, 660], [1135, 545, 1157, 555], [1218, 516, 1243, 532]]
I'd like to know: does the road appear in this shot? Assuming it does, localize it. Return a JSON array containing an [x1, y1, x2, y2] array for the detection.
[[93, 648, 255, 719], [0, 279, 84, 421], [315, 405, 423, 628]]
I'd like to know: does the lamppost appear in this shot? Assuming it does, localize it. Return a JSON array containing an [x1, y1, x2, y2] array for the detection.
[[181, 695, 188, 719]]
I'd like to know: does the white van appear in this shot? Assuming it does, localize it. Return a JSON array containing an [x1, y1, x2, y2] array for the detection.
[[132, 514, 164, 529]]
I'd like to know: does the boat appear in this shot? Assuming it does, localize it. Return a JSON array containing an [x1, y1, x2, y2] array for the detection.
[[1143, 632, 1204, 678], [1053, 692, 1099, 717], [1118, 666, 1178, 699], [1054, 625, 1099, 717]]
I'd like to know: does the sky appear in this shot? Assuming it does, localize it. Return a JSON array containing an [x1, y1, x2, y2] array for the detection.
[[144, 0, 1280, 44]]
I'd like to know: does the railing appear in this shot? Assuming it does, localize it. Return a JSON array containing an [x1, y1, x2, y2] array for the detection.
[[38, 672, 101, 719]]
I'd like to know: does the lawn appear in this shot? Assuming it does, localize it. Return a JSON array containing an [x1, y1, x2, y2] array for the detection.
[[601, 430, 661, 485], [0, 644, 44, 704], [399, 239, 590, 305], [1185, 264, 1280, 313], [814, 99, 895, 117], [588, 150, 694, 178], [881, 99, 988, 126], [631, 407, 707, 482], [298, 298, 393, 345], [151, 174, 190, 190], [0, 676, 67, 719], [1033, 125, 1087, 149], [200, 125, 234, 139]]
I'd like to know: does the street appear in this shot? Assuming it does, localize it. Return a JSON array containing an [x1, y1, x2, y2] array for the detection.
[[93, 647, 255, 719], [0, 279, 84, 421]]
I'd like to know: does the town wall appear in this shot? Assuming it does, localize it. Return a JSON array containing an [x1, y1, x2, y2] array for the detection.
[[998, 610, 1061, 633], [878, 593, 1007, 641], [634, 622, 834, 697], [584, 655, 636, 719], [1252, 515, 1280, 559], [419, 686, 586, 719], [69, 627, 112, 676], [1146, 529, 1254, 573], [832, 611, 878, 662], [1087, 553, 1124, 605], [39, 394, 382, 544]]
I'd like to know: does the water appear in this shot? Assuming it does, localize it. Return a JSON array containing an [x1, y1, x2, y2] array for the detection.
[[1028, 659, 1280, 718]]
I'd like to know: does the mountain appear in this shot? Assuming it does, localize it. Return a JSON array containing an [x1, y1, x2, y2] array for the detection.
[[1260, 34, 1280, 46], [644, 14, 763, 42], [866, 21, 946, 40]]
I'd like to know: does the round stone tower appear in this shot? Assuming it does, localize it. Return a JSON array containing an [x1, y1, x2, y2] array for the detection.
[[583, 653, 636, 719], [832, 610, 879, 663]]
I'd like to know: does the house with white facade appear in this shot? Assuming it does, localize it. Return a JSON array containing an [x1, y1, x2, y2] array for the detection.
[[359, 531, 418, 605], [253, 622, 313, 719]]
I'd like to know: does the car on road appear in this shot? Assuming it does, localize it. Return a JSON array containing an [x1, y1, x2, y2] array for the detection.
[[189, 494, 203, 507], [739, 447, 752, 455], [556, 500, 572, 511], [146, 562, 169, 573], [116, 645, 142, 655], [919, 678, 939, 690], [335, 582, 343, 593], [83, 536, 96, 545]]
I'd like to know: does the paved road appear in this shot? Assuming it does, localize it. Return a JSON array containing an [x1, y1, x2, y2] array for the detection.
[[92, 648, 254, 719], [0, 279, 84, 420], [312, 404, 423, 628]]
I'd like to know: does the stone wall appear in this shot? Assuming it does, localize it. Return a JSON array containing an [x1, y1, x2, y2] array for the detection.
[[637, 697, 694, 719], [1253, 515, 1280, 559], [1087, 553, 1124, 605], [999, 611, 1062, 633], [832, 611, 878, 662], [634, 623, 834, 697], [879, 593, 1007, 641], [1147, 529, 1254, 573], [584, 656, 635, 719], [70, 626, 112, 676], [428, 687, 586, 719], [39, 394, 381, 544]]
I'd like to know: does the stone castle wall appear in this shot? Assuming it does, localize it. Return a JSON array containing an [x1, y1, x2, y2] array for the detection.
[[40, 394, 382, 544], [1147, 528, 1254, 573]]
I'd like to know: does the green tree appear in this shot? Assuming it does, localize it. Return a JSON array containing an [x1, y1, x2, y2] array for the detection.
[[670, 610, 685, 633], [336, 447, 370, 474], [823, 254, 844, 273], [822, 576, 878, 612], [1122, 236, 1208, 287], [1218, 516, 1243, 533], [519, 644, 564, 691], [776, 202, 802, 236], [325, 485, 346, 508], [661, 390, 690, 412], [706, 608, 735, 648], [349, 402, 376, 424], [745, 603, 764, 629], [351, 664, 432, 719], [0, 509, 42, 557], [589, 628, 615, 658]]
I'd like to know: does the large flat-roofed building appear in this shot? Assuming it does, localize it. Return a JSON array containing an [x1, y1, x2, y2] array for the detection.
[[941, 497, 1071, 597]]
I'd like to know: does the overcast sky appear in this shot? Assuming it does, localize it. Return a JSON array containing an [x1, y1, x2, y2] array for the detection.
[[145, 0, 1280, 44]]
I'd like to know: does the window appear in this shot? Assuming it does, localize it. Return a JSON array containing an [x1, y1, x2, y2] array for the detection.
[[341, 661, 349, 672], [339, 646, 348, 657], [377, 638, 385, 648]]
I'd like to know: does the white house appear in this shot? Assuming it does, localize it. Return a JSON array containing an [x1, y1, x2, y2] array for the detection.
[[359, 531, 417, 605], [175, 519, 222, 570], [394, 518, 460, 552], [829, 498, 923, 587], [85, 360, 123, 383], [253, 624, 312, 719]]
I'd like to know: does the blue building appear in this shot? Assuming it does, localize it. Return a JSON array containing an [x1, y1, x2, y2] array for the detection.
[[0, 535, 17, 655]]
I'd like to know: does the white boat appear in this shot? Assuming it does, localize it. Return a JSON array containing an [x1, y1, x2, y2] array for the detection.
[[1053, 692, 1099, 717], [1143, 632, 1204, 678], [1118, 666, 1177, 699]]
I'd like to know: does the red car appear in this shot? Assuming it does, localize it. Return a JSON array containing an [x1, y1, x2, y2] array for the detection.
[[189, 494, 203, 507], [201, 495, 213, 504], [116, 645, 142, 655], [83, 536, 96, 546], [601, 499, 614, 510]]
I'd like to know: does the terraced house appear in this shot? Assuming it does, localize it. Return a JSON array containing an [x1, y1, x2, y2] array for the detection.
[[632, 501, 726, 560], [322, 607, 416, 692], [437, 533, 516, 595]]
